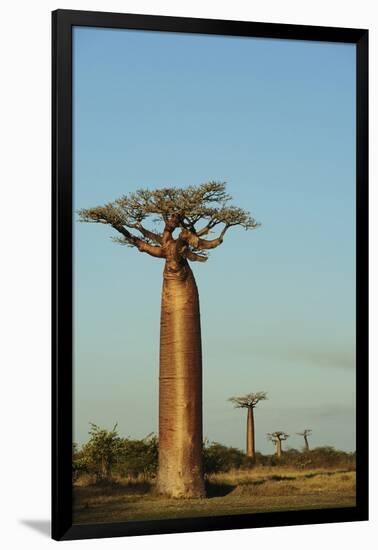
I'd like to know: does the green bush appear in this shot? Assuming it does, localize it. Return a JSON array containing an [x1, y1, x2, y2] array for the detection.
[[72, 443, 89, 481], [79, 423, 123, 481], [203, 441, 248, 473], [115, 435, 158, 478]]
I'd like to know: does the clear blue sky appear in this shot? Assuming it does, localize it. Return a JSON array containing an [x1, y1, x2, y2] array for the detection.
[[73, 26, 356, 453]]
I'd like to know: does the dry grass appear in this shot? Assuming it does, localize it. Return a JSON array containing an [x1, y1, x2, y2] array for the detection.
[[208, 466, 355, 494], [210, 468, 355, 497], [73, 467, 356, 524]]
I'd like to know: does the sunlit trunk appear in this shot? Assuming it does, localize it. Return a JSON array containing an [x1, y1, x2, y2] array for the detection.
[[246, 407, 255, 460], [276, 440, 282, 458], [156, 261, 205, 497]]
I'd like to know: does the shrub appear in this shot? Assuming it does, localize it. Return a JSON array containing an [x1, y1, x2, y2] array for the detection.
[[80, 423, 123, 482], [203, 441, 247, 473], [259, 446, 356, 470], [115, 435, 158, 478]]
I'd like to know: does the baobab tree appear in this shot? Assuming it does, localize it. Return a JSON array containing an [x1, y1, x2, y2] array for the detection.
[[78, 182, 259, 497], [228, 392, 267, 461], [267, 431, 289, 459], [297, 429, 312, 452]]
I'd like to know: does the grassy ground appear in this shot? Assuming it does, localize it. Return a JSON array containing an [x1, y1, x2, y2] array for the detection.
[[73, 467, 356, 524]]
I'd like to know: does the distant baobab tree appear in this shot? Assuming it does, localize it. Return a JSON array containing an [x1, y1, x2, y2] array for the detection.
[[228, 392, 267, 461], [297, 429, 312, 451], [79, 182, 259, 497], [267, 431, 289, 458]]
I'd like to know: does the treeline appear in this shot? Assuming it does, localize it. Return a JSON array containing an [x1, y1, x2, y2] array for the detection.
[[204, 442, 355, 472], [73, 424, 355, 483]]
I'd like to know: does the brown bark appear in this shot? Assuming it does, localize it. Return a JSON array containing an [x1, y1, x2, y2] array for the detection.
[[180, 227, 228, 251], [112, 224, 164, 257], [276, 439, 282, 458], [156, 255, 205, 498], [246, 407, 255, 460]]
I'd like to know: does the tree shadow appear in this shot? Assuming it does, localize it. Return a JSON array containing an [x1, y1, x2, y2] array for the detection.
[[303, 470, 351, 479], [20, 519, 50, 537], [75, 479, 152, 496], [205, 482, 236, 498], [269, 475, 296, 481]]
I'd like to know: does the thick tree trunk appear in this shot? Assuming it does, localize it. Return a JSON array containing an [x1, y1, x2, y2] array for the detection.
[[156, 261, 205, 497], [246, 407, 255, 460], [276, 440, 282, 458]]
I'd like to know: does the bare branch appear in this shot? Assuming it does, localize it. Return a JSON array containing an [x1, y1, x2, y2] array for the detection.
[[112, 225, 165, 258], [133, 224, 162, 244], [196, 219, 221, 237], [296, 429, 312, 437], [185, 250, 208, 263], [195, 224, 231, 250], [178, 224, 229, 250]]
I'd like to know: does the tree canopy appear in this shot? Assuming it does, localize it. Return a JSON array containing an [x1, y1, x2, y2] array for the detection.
[[228, 392, 268, 409], [78, 181, 259, 262], [267, 431, 290, 442]]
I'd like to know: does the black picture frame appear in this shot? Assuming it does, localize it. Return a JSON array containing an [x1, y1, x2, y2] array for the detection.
[[52, 9, 369, 541]]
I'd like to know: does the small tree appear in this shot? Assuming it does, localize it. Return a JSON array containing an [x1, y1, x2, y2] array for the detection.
[[228, 392, 267, 461], [296, 429, 312, 452], [267, 431, 289, 459], [81, 423, 122, 482]]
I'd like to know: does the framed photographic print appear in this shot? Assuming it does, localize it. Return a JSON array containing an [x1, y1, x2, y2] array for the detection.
[[52, 9, 368, 541]]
